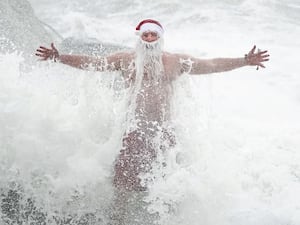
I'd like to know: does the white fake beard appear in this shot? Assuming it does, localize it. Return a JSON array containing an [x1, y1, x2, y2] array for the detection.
[[126, 38, 166, 130], [135, 37, 164, 86]]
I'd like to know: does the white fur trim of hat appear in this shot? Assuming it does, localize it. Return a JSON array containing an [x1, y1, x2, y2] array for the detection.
[[135, 19, 164, 37]]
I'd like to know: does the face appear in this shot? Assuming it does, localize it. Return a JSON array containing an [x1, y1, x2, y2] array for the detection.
[[141, 31, 159, 42]]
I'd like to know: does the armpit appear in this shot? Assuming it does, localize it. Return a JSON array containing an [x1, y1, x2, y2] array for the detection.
[[180, 58, 194, 74]]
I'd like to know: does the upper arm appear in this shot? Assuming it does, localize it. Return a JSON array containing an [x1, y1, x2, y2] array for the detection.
[[166, 52, 248, 76], [95, 52, 134, 71], [189, 58, 214, 74], [174, 53, 214, 75], [106, 52, 130, 70], [165, 53, 210, 75]]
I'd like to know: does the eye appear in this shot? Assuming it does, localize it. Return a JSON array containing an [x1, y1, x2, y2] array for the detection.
[[150, 32, 158, 37], [142, 32, 158, 38]]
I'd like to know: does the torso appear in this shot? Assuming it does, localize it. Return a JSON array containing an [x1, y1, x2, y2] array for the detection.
[[113, 53, 180, 191], [121, 52, 181, 132]]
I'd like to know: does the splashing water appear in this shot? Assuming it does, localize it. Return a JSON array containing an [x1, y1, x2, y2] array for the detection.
[[1, 0, 300, 224]]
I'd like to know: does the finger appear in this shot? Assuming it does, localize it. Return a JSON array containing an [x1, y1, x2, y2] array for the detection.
[[52, 46, 58, 53], [250, 45, 256, 54], [36, 49, 46, 53], [52, 46, 58, 52], [258, 54, 269, 61], [259, 63, 265, 68], [261, 56, 270, 61], [35, 53, 47, 57], [258, 50, 268, 55], [260, 53, 270, 58], [257, 52, 270, 57], [35, 54, 48, 60], [39, 46, 49, 50], [51, 43, 58, 52]]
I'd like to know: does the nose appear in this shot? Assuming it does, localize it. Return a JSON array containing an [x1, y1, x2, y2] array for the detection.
[[148, 34, 156, 42], [146, 35, 155, 42]]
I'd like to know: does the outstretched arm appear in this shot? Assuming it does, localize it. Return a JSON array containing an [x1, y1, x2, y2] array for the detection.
[[35, 43, 133, 71], [179, 45, 269, 75]]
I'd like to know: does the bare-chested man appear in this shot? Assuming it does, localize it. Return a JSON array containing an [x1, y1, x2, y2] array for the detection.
[[36, 19, 270, 193]]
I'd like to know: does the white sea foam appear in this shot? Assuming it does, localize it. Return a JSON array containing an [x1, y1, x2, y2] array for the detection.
[[1, 0, 300, 224]]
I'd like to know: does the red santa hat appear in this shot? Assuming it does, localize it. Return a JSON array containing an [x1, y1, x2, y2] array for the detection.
[[135, 19, 164, 37]]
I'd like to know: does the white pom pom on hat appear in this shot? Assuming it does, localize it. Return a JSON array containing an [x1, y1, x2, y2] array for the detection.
[[135, 19, 164, 37]]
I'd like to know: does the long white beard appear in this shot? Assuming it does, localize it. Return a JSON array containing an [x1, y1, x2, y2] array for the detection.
[[126, 38, 166, 131], [135, 38, 164, 86]]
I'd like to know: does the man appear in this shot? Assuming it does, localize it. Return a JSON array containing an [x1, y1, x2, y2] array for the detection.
[[36, 19, 269, 193]]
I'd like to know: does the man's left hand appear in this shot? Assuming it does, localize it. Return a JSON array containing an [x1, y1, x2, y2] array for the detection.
[[245, 45, 270, 69]]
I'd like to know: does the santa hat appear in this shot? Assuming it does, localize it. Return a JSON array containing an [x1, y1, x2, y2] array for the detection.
[[135, 19, 164, 37]]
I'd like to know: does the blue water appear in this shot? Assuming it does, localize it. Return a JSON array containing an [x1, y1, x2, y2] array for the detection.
[[1, 0, 300, 224]]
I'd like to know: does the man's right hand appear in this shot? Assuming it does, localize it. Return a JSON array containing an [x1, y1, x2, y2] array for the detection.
[[35, 43, 59, 61]]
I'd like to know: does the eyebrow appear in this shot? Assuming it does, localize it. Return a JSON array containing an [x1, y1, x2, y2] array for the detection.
[[143, 32, 158, 36]]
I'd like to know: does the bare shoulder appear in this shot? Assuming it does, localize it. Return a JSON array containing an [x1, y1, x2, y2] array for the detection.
[[162, 51, 178, 61], [107, 51, 134, 61], [162, 52, 180, 65], [162, 52, 184, 78], [163, 52, 213, 75], [162, 52, 195, 64], [105, 51, 135, 69]]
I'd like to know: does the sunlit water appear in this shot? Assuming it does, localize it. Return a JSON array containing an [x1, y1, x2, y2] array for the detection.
[[1, 0, 300, 224]]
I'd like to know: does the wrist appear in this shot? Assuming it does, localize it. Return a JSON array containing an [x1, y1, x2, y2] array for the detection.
[[244, 54, 250, 65]]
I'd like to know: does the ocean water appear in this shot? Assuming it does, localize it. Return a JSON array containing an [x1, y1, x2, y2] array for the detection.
[[1, 0, 300, 224]]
